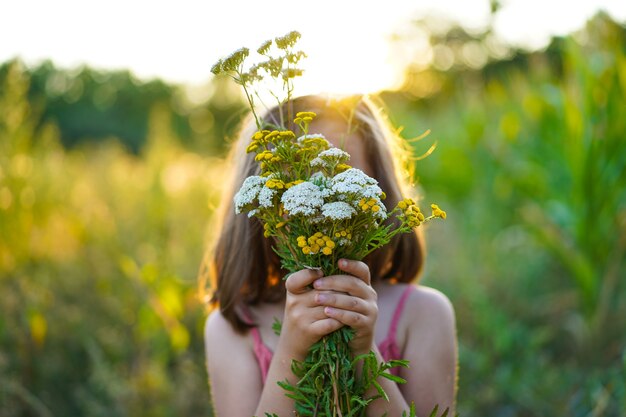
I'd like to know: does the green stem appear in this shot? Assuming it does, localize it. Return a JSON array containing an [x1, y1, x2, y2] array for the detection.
[[240, 77, 261, 129]]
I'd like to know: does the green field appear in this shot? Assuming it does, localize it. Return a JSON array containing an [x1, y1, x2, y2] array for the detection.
[[1, 12, 624, 417]]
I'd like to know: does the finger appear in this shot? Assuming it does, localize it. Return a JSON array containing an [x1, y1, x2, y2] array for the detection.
[[315, 292, 370, 315], [323, 306, 371, 329], [309, 317, 344, 337], [313, 275, 376, 299], [286, 268, 323, 295], [286, 290, 328, 312], [307, 305, 337, 321], [285, 301, 334, 324], [337, 259, 371, 285]]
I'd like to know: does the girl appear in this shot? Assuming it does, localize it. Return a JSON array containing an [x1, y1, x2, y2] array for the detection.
[[201, 95, 457, 417]]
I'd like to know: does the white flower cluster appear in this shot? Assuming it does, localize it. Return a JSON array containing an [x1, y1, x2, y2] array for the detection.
[[331, 168, 383, 197], [234, 176, 265, 214], [258, 186, 276, 208], [321, 201, 356, 220], [332, 168, 376, 190], [331, 168, 387, 220], [296, 133, 328, 144], [280, 181, 324, 216], [310, 172, 333, 198], [310, 147, 350, 169]]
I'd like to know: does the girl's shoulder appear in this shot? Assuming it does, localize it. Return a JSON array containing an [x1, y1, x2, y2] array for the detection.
[[204, 310, 265, 413], [400, 283, 456, 341], [204, 309, 254, 355], [376, 282, 454, 316], [406, 284, 454, 317]]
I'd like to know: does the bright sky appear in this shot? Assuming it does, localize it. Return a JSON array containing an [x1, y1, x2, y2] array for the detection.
[[2, 0, 625, 95]]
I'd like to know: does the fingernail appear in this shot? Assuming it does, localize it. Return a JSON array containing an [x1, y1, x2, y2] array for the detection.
[[339, 259, 347, 268], [314, 279, 322, 288], [317, 294, 327, 303], [325, 306, 335, 315]]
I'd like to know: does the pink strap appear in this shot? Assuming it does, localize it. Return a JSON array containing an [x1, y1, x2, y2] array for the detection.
[[240, 306, 273, 383], [387, 285, 414, 343], [375, 285, 415, 375], [250, 326, 263, 346], [250, 327, 272, 382]]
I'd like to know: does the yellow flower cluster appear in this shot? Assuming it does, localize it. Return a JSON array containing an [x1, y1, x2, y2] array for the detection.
[[335, 163, 352, 173], [297, 232, 336, 255], [431, 204, 447, 219], [333, 228, 352, 240], [246, 130, 295, 153], [285, 179, 304, 189], [255, 150, 281, 163], [261, 178, 303, 190], [397, 198, 425, 227], [265, 178, 285, 189], [297, 135, 330, 158], [261, 179, 304, 190], [263, 220, 287, 237], [294, 111, 316, 125], [299, 136, 329, 148], [246, 130, 270, 153], [359, 198, 381, 213]]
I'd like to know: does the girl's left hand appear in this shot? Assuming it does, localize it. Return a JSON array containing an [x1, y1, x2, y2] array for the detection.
[[313, 259, 378, 355]]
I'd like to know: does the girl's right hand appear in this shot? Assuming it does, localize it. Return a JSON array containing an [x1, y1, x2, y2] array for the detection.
[[278, 268, 344, 359]]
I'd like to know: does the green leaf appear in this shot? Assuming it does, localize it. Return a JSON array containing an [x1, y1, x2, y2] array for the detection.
[[387, 359, 410, 368], [379, 372, 407, 384], [371, 380, 389, 402], [271, 317, 282, 335]]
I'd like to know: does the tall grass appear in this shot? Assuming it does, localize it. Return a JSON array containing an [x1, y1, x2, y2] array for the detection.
[[0, 61, 220, 416], [385, 13, 626, 416]]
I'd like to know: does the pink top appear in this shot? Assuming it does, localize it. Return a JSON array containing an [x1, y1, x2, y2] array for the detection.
[[248, 285, 414, 383]]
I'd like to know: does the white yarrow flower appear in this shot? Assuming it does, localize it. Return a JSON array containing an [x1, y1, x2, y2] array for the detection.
[[319, 147, 350, 160], [332, 168, 377, 188], [280, 181, 324, 216], [310, 147, 350, 169], [361, 184, 384, 199], [258, 186, 277, 208], [331, 168, 383, 198], [234, 176, 265, 213], [310, 157, 325, 167], [321, 202, 356, 220], [309, 172, 333, 198]]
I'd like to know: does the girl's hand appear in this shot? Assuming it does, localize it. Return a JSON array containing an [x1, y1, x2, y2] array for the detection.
[[312, 259, 378, 355], [280, 268, 344, 359]]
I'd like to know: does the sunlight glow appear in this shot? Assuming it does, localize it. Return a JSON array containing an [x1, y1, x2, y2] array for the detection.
[[1, 0, 625, 95]]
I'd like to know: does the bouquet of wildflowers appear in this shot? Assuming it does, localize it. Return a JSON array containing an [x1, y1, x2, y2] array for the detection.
[[212, 31, 446, 417]]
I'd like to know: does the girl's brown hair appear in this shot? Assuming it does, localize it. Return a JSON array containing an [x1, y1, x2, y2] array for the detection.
[[199, 95, 425, 333]]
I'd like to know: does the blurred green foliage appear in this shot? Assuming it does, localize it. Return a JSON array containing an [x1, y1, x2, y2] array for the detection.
[[0, 62, 224, 416], [0, 11, 624, 417], [384, 11, 626, 416], [0, 60, 247, 155]]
